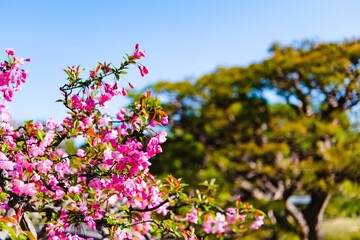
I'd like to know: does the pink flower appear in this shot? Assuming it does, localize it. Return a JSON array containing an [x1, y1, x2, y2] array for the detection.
[[71, 95, 84, 110], [28, 145, 45, 157], [85, 97, 96, 111], [0, 104, 11, 122], [203, 214, 215, 234], [5, 48, 14, 56], [0, 160, 16, 170], [77, 149, 85, 158], [54, 190, 65, 200], [157, 131, 167, 144], [186, 208, 198, 224], [21, 70, 28, 81], [0, 152, 8, 161], [37, 160, 53, 174], [104, 83, 120, 96], [46, 118, 58, 130], [161, 116, 168, 125], [133, 43, 146, 59], [98, 93, 111, 106], [138, 65, 149, 77], [149, 120, 157, 127], [85, 216, 96, 231], [3, 88, 14, 102], [121, 87, 127, 96], [251, 215, 264, 229], [69, 184, 82, 194], [226, 208, 237, 224], [202, 213, 228, 234], [116, 108, 126, 121], [114, 228, 132, 239], [12, 180, 37, 197], [118, 123, 128, 136]]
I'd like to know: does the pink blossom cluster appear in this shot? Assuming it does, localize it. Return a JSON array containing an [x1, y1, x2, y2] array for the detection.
[[0, 46, 264, 239], [0, 48, 30, 122]]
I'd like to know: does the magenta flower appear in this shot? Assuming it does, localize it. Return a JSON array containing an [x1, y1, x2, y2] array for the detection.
[[161, 116, 168, 125], [116, 108, 126, 121], [5, 48, 14, 56], [133, 43, 146, 59], [12, 180, 37, 197], [149, 120, 157, 127], [138, 65, 149, 77]]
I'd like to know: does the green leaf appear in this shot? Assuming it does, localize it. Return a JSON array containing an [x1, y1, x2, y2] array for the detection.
[[74, 119, 79, 129], [74, 194, 81, 202], [37, 130, 45, 141], [0, 223, 17, 240], [1, 143, 8, 153], [0, 192, 7, 201]]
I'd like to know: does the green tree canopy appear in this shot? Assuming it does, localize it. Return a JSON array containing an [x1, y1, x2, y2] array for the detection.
[[146, 39, 360, 240]]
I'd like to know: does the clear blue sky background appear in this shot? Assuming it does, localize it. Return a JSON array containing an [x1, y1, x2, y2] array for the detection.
[[1, 1, 359, 123]]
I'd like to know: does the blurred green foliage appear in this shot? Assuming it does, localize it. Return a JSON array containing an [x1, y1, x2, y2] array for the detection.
[[138, 39, 360, 239]]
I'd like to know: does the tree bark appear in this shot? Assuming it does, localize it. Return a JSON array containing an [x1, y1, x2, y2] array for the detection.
[[286, 191, 331, 240], [302, 192, 331, 240]]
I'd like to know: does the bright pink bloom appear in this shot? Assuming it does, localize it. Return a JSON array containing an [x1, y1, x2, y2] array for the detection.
[[5, 48, 14, 56], [149, 120, 157, 127], [161, 116, 168, 125], [98, 93, 111, 106], [37, 160, 53, 174], [121, 87, 127, 96], [0, 160, 16, 170], [3, 88, 14, 102], [71, 95, 85, 110], [21, 69, 28, 81], [116, 108, 126, 121], [138, 65, 149, 77], [28, 145, 45, 157], [133, 43, 146, 59], [12, 180, 37, 197]]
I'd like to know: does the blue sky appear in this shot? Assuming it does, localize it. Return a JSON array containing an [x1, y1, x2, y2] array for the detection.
[[1, 1, 359, 123]]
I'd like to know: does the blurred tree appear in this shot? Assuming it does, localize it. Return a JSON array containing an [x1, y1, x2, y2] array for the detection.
[[146, 39, 360, 240]]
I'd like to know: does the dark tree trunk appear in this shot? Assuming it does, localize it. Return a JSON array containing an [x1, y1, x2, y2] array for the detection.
[[286, 191, 331, 240], [302, 192, 331, 240]]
